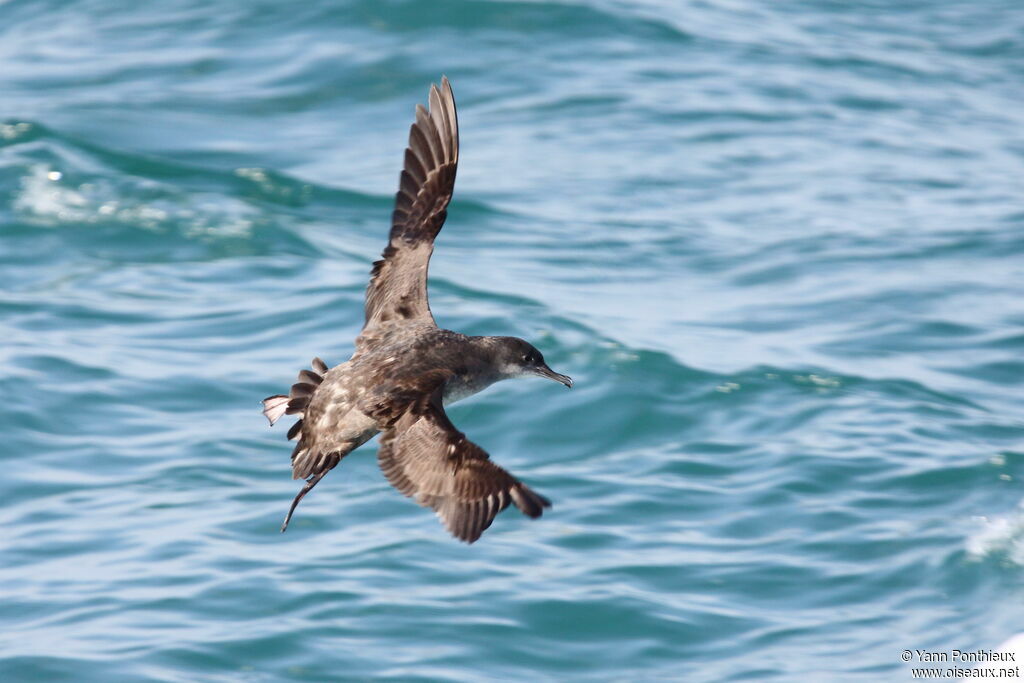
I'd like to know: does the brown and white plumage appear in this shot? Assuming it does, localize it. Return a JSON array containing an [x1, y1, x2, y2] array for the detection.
[[262, 78, 571, 543]]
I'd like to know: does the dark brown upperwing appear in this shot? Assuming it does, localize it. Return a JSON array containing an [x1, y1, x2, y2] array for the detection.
[[363, 77, 459, 331], [377, 392, 551, 543]]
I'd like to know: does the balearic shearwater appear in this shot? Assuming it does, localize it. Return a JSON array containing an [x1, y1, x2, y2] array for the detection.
[[262, 78, 572, 543]]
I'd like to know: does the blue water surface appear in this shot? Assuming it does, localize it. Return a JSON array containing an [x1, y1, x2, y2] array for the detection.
[[2, 0, 1024, 680]]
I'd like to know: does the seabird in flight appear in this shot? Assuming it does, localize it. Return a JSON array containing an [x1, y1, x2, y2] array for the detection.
[[262, 77, 572, 543]]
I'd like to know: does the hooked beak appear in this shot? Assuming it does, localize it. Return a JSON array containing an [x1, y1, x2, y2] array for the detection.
[[535, 364, 573, 388]]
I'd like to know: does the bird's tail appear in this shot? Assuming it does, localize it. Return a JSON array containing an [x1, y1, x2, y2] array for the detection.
[[262, 356, 334, 532], [261, 356, 329, 434]]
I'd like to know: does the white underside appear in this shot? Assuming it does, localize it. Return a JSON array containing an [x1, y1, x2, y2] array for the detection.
[[442, 375, 499, 406]]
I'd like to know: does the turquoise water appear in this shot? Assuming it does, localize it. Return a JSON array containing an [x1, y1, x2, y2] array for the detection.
[[3, 0, 1024, 679]]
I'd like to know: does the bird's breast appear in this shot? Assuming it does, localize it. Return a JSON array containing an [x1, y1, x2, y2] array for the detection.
[[442, 372, 497, 406]]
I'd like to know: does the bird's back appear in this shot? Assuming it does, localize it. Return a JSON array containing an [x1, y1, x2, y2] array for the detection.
[[303, 324, 471, 452]]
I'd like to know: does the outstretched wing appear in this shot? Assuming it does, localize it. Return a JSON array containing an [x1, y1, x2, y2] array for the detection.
[[377, 392, 551, 543], [364, 77, 459, 330]]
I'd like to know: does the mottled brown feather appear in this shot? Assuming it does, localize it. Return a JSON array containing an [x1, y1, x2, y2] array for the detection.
[[377, 390, 551, 543], [289, 382, 317, 399], [363, 77, 459, 332], [297, 370, 322, 385]]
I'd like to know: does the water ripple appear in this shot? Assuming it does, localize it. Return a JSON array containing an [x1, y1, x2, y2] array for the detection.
[[3, 0, 1024, 680]]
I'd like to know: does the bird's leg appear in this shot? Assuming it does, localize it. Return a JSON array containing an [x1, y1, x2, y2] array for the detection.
[[281, 471, 327, 532]]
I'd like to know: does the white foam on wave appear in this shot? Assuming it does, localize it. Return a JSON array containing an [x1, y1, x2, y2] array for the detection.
[[14, 164, 255, 238], [0, 122, 33, 140], [995, 633, 1024, 659], [955, 633, 1024, 681], [14, 164, 91, 221], [966, 501, 1024, 565]]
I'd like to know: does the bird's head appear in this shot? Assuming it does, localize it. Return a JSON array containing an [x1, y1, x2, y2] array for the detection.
[[492, 337, 573, 388]]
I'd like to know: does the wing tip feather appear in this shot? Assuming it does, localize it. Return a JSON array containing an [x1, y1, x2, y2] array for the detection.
[[510, 484, 552, 519]]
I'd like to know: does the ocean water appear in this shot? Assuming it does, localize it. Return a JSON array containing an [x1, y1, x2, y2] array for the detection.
[[2, 0, 1024, 680]]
